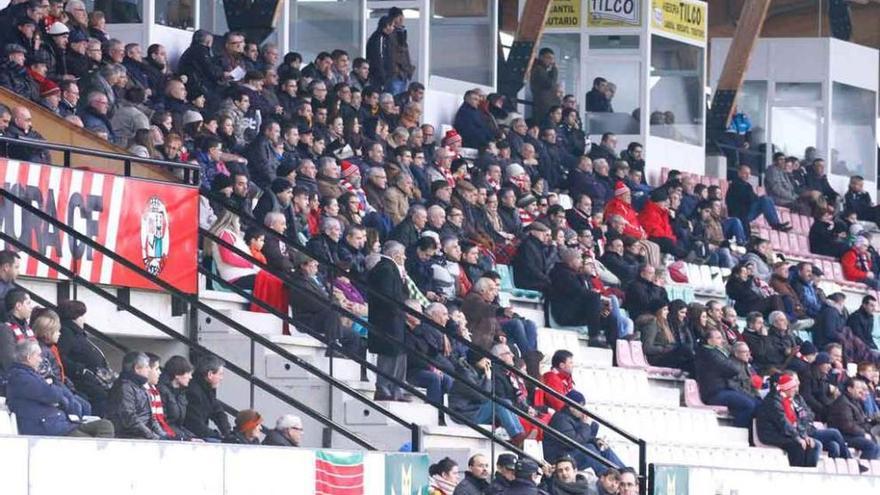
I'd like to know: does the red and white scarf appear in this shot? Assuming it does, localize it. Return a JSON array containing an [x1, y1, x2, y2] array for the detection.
[[146, 384, 176, 438]]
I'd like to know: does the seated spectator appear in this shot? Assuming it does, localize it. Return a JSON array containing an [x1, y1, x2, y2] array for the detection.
[[809, 208, 848, 258], [748, 310, 802, 373], [0, 43, 38, 101], [543, 455, 593, 494], [453, 454, 489, 495], [804, 158, 838, 208], [623, 264, 669, 320], [30, 308, 91, 414], [798, 352, 839, 422], [639, 188, 690, 259], [157, 355, 197, 440], [765, 152, 797, 207], [827, 378, 880, 460], [105, 351, 166, 439], [542, 350, 579, 412], [789, 262, 825, 319], [512, 222, 553, 293], [638, 300, 694, 372], [263, 414, 303, 447], [543, 390, 623, 475], [844, 175, 880, 223], [429, 457, 460, 495], [1, 289, 36, 381], [725, 262, 785, 318], [695, 330, 761, 427], [548, 247, 601, 332], [789, 371, 851, 460], [787, 341, 818, 376], [389, 204, 427, 248], [6, 340, 113, 438], [492, 343, 551, 441], [841, 236, 880, 289], [848, 295, 878, 351], [725, 165, 791, 232], [224, 409, 263, 445], [599, 236, 639, 285], [741, 238, 774, 282], [184, 355, 231, 441], [57, 300, 112, 417], [6, 106, 50, 164], [756, 374, 822, 467], [206, 210, 258, 290], [603, 181, 646, 241], [449, 349, 526, 446], [406, 302, 454, 406], [487, 453, 517, 494], [769, 261, 808, 322]]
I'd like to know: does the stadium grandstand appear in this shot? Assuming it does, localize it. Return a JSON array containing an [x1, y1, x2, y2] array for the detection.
[[0, 0, 880, 493]]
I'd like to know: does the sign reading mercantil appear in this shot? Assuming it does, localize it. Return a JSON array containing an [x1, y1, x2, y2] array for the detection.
[[546, 0, 580, 27], [651, 0, 707, 42], [588, 0, 641, 27]]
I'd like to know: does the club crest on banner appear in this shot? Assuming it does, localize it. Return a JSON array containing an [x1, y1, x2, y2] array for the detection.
[[141, 196, 170, 276]]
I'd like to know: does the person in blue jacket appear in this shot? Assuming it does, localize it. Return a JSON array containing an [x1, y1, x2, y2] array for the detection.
[[6, 340, 114, 437]]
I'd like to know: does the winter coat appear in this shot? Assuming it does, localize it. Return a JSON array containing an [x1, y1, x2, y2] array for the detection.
[[725, 177, 758, 222], [504, 480, 549, 495], [764, 165, 797, 205], [529, 59, 559, 121], [623, 277, 669, 320], [454, 103, 494, 149], [512, 235, 552, 292], [105, 371, 164, 439], [262, 428, 297, 447], [755, 390, 801, 449], [157, 374, 195, 439], [790, 275, 824, 318], [845, 190, 875, 222], [58, 319, 108, 381], [847, 308, 877, 350], [828, 393, 873, 437], [177, 42, 226, 96], [797, 366, 837, 422], [808, 219, 848, 258], [841, 248, 872, 283], [0, 60, 38, 101], [599, 251, 639, 286], [406, 323, 454, 376], [5, 362, 79, 436], [694, 345, 740, 402], [246, 135, 281, 190], [543, 407, 598, 465], [184, 375, 231, 439], [460, 291, 502, 351], [452, 472, 490, 495], [814, 301, 848, 347], [367, 257, 408, 356], [288, 271, 342, 339], [639, 201, 676, 241], [448, 358, 492, 420], [547, 262, 600, 327], [5, 122, 51, 164], [603, 197, 644, 240], [725, 275, 765, 315], [741, 252, 772, 282]]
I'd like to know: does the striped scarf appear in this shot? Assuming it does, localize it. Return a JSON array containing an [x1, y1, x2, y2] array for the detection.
[[146, 384, 176, 438], [404, 273, 430, 307], [518, 207, 535, 226]]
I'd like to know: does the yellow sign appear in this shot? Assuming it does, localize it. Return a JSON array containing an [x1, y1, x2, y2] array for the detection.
[[546, 0, 581, 28], [587, 0, 641, 28], [650, 0, 707, 42]]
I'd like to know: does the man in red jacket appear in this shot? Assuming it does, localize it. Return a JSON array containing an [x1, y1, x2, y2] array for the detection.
[[603, 182, 645, 240], [638, 188, 688, 259], [541, 349, 582, 412], [841, 236, 880, 289]]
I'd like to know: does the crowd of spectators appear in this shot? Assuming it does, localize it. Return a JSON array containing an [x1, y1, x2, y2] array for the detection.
[[1, 0, 880, 484]]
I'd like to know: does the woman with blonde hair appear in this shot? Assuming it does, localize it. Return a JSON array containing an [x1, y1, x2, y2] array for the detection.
[[32, 307, 92, 416], [206, 210, 259, 290]]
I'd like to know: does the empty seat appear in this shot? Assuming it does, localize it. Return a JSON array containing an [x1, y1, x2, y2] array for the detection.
[[835, 458, 851, 475], [496, 264, 542, 299], [846, 458, 862, 475], [629, 341, 683, 377], [683, 379, 729, 415], [616, 339, 637, 369]]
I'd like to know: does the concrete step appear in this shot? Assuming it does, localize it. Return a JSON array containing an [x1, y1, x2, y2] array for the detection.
[[344, 399, 438, 427], [198, 308, 288, 336], [608, 440, 792, 474]]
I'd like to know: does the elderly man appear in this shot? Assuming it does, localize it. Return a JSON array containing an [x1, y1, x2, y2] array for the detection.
[[78, 91, 114, 140], [695, 329, 761, 427], [454, 89, 494, 149], [453, 453, 490, 495], [262, 414, 303, 447], [6, 106, 50, 163], [548, 247, 602, 338], [623, 264, 669, 319], [751, 310, 801, 374], [253, 179, 295, 239], [389, 204, 427, 248], [512, 221, 553, 292], [106, 351, 167, 439], [406, 302, 454, 406], [368, 241, 411, 401], [305, 216, 342, 275], [756, 374, 822, 467], [5, 340, 114, 437]]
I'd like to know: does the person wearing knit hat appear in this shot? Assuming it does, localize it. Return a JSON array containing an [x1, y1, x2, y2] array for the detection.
[[603, 179, 646, 241], [38, 79, 62, 113], [442, 129, 462, 148], [614, 181, 630, 198], [340, 160, 359, 179], [225, 409, 263, 444], [276, 161, 297, 182], [182, 110, 204, 126], [755, 372, 822, 467]]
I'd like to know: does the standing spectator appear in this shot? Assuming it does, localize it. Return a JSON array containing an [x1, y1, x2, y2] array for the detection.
[[454, 89, 494, 149], [694, 329, 761, 427], [366, 16, 394, 91], [6, 340, 114, 438], [386, 7, 415, 96], [543, 389, 624, 474], [368, 242, 410, 401], [529, 48, 558, 121], [184, 355, 231, 440], [725, 165, 792, 232], [105, 351, 166, 439], [262, 414, 303, 447], [177, 30, 226, 101], [453, 454, 490, 495], [755, 374, 822, 467], [827, 378, 880, 460]]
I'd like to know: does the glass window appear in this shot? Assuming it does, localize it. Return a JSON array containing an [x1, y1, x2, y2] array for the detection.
[[429, 0, 493, 86], [293, 0, 364, 64], [199, 0, 230, 34], [584, 60, 640, 135], [774, 82, 821, 104], [155, 0, 195, 29], [649, 35, 704, 146], [588, 35, 639, 50], [831, 82, 876, 181], [367, 7, 422, 80], [95, 0, 142, 23], [770, 106, 820, 158]]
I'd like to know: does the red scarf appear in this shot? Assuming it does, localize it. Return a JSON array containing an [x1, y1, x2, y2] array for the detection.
[[146, 384, 176, 438], [781, 396, 797, 425]]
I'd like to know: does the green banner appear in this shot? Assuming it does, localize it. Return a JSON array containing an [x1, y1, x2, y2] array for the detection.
[[385, 453, 430, 495]]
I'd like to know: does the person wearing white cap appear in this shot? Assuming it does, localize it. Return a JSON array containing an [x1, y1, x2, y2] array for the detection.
[[262, 414, 303, 447]]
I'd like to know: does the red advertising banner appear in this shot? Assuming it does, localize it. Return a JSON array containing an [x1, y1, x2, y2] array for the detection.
[[0, 159, 199, 294]]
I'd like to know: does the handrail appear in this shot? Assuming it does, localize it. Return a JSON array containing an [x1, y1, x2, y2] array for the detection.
[[201, 229, 618, 468], [208, 190, 645, 445], [0, 190, 378, 450]]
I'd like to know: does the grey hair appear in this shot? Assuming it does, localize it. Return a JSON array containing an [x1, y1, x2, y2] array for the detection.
[[264, 211, 284, 228], [379, 92, 394, 103], [441, 236, 459, 250], [14, 339, 40, 363], [768, 310, 787, 326], [99, 64, 117, 79], [122, 351, 149, 373], [425, 302, 446, 319], [407, 204, 427, 218], [320, 216, 341, 233], [382, 240, 405, 258], [559, 247, 581, 264], [275, 414, 302, 430], [87, 91, 107, 104], [473, 277, 495, 294], [65, 0, 86, 14], [427, 205, 445, 218], [733, 341, 750, 352], [367, 167, 386, 179], [318, 156, 337, 173]]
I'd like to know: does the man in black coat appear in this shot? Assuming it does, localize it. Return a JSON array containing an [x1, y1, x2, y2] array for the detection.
[[367, 241, 410, 401], [504, 459, 550, 495], [253, 179, 295, 241], [694, 329, 761, 427], [105, 352, 165, 440], [57, 301, 111, 416], [547, 248, 601, 336], [755, 374, 821, 467], [623, 263, 669, 319], [725, 165, 791, 231], [512, 222, 553, 292], [288, 252, 362, 357], [246, 120, 282, 191], [847, 295, 877, 350], [365, 16, 394, 90], [177, 29, 227, 100], [543, 390, 623, 475], [388, 205, 427, 249], [599, 237, 639, 286], [262, 414, 302, 447], [6, 106, 50, 164], [827, 378, 880, 460], [453, 454, 491, 495], [184, 355, 231, 440], [797, 352, 839, 422], [542, 455, 592, 495], [487, 453, 518, 494]]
